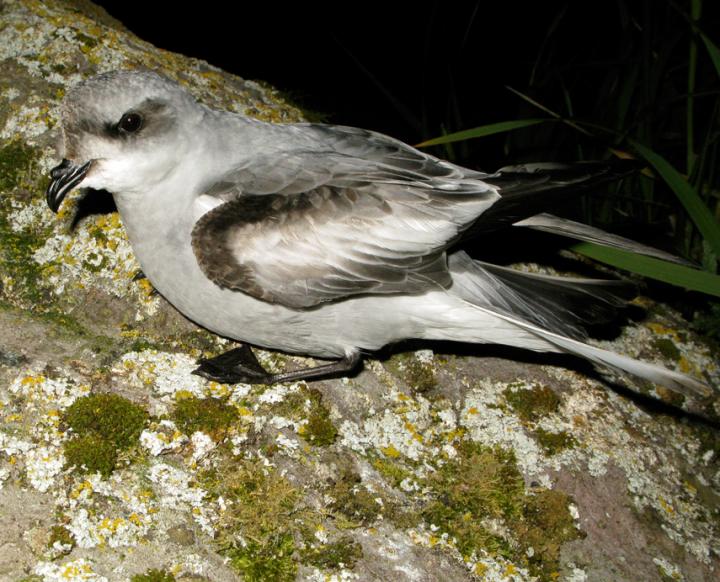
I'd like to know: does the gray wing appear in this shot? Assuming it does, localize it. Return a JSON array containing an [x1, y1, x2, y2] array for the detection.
[[206, 124, 490, 196], [191, 124, 500, 308]]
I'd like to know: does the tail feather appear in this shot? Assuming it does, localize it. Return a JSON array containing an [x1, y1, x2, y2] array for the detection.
[[514, 213, 692, 266], [449, 252, 633, 339], [484, 307, 713, 399], [467, 160, 640, 233], [448, 252, 713, 399]]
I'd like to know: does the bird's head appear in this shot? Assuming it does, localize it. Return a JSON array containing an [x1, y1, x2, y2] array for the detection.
[[46, 69, 201, 212]]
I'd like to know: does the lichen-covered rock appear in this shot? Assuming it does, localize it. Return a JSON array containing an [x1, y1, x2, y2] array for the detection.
[[0, 1, 718, 581]]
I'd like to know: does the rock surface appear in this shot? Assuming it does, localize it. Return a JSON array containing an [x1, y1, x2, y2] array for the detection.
[[0, 1, 718, 581]]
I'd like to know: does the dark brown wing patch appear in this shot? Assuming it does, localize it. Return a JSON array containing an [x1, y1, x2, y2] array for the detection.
[[191, 187, 455, 308]]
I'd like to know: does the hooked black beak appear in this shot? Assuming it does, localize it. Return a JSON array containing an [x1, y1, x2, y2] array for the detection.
[[46, 158, 93, 213]]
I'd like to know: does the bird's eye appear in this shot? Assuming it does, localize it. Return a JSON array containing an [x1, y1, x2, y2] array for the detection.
[[118, 112, 143, 133]]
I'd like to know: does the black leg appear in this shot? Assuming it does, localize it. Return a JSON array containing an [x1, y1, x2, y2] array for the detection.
[[192, 343, 362, 385]]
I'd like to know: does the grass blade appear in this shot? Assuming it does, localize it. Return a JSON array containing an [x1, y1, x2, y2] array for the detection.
[[700, 30, 720, 79], [573, 242, 720, 297], [505, 86, 593, 136], [630, 139, 720, 259], [415, 119, 547, 147]]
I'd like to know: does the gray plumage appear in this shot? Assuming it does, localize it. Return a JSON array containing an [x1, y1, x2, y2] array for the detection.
[[45, 70, 714, 399]]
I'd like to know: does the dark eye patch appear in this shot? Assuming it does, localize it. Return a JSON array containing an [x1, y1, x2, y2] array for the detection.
[[92, 98, 174, 140], [118, 112, 143, 133]]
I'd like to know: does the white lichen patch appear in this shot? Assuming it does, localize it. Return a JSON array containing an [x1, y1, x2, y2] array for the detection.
[[114, 350, 213, 398], [35, 557, 108, 582], [171, 553, 212, 577], [25, 444, 65, 492], [460, 379, 546, 476], [6, 197, 56, 233], [307, 568, 361, 581], [0, 92, 58, 141], [191, 430, 216, 461], [68, 507, 150, 549], [1, 369, 89, 492], [148, 462, 215, 535], [62, 473, 156, 549], [564, 565, 589, 582], [140, 420, 188, 456], [33, 212, 161, 317], [339, 390, 454, 462]]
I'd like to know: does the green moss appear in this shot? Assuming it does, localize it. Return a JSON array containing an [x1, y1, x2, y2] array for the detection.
[[172, 396, 237, 439], [652, 338, 682, 361], [62, 393, 147, 476], [298, 389, 337, 446], [47, 524, 74, 550], [420, 441, 583, 580], [0, 139, 38, 192], [372, 456, 413, 488], [422, 442, 524, 556], [130, 570, 176, 582], [301, 536, 363, 570], [201, 457, 302, 580], [327, 469, 382, 526], [516, 489, 584, 580], [64, 434, 118, 477], [64, 393, 147, 448], [129, 338, 163, 352], [533, 428, 577, 456], [274, 387, 338, 446], [227, 536, 296, 582], [0, 141, 62, 312], [74, 31, 99, 49], [386, 352, 437, 392], [504, 385, 561, 422]]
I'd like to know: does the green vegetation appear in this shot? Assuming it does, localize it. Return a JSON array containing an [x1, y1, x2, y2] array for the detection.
[[202, 456, 302, 581], [172, 396, 237, 439], [64, 435, 118, 477], [422, 442, 525, 556], [503, 385, 561, 422], [422, 441, 583, 580], [274, 387, 338, 446], [385, 352, 437, 393], [0, 139, 43, 192], [0, 140, 51, 310], [200, 453, 369, 578], [327, 468, 382, 526], [130, 570, 176, 582], [298, 389, 338, 445], [372, 455, 413, 488], [418, 1, 720, 299], [301, 537, 363, 570], [47, 524, 74, 551], [653, 338, 682, 362], [533, 428, 577, 456], [62, 393, 147, 477]]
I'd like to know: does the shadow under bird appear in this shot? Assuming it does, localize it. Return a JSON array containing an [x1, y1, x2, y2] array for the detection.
[[45, 70, 714, 399]]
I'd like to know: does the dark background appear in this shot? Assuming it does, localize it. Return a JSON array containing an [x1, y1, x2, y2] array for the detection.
[[93, 1, 720, 272], [92, 1, 645, 169]]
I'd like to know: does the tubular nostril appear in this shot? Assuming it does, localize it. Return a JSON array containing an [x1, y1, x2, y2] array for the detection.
[[50, 158, 72, 178]]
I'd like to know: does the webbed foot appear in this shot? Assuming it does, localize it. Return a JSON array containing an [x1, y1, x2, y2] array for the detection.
[[193, 343, 361, 385]]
